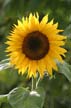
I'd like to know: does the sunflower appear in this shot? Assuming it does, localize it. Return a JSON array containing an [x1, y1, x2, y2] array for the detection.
[[6, 13, 67, 78]]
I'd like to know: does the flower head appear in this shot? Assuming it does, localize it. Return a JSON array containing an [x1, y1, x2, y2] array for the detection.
[[6, 13, 67, 78]]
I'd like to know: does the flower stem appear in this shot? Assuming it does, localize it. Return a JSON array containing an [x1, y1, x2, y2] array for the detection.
[[36, 77, 40, 89], [31, 77, 34, 91]]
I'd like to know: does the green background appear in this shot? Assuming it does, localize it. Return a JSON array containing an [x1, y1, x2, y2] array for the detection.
[[0, 0, 71, 108]]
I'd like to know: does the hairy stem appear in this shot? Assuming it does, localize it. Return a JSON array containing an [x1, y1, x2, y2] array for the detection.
[[36, 77, 40, 89]]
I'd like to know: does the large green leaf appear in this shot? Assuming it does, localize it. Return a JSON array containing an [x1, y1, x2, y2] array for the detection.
[[23, 87, 45, 108], [8, 87, 45, 108], [8, 87, 29, 108]]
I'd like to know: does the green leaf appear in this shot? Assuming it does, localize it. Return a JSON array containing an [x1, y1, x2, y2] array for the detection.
[[8, 87, 29, 108], [8, 87, 45, 108], [23, 87, 45, 108], [57, 61, 71, 82]]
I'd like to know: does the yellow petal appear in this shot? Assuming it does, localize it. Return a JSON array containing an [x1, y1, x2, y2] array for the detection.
[[40, 14, 48, 25]]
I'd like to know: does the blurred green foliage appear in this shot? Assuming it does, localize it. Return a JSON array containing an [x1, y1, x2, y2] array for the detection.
[[0, 0, 71, 108]]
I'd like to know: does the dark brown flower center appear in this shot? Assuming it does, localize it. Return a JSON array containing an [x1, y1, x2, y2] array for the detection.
[[22, 31, 49, 60]]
